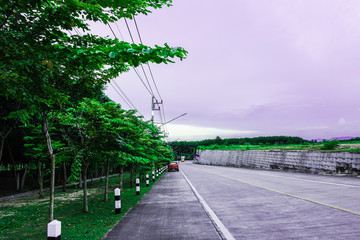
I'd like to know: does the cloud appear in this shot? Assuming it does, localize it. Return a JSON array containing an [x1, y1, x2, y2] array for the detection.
[[297, 125, 328, 131], [166, 124, 258, 141], [338, 118, 347, 125]]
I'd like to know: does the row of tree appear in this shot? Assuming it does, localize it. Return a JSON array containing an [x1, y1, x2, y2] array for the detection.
[[1, 0, 187, 222], [170, 136, 310, 158]]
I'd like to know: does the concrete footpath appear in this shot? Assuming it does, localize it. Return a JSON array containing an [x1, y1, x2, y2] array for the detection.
[[103, 170, 221, 240]]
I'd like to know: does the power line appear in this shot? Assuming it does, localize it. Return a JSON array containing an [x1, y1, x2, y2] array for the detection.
[[161, 103, 169, 134], [109, 82, 133, 109], [111, 17, 174, 135], [159, 106, 168, 138], [107, 23, 154, 101], [140, 64, 155, 96], [125, 17, 157, 98], [112, 80, 137, 110], [114, 22, 125, 41], [134, 15, 163, 100], [107, 23, 117, 39], [110, 21, 155, 99], [124, 18, 135, 43], [132, 67, 155, 97], [132, 15, 172, 138], [146, 63, 162, 100], [133, 16, 144, 44]]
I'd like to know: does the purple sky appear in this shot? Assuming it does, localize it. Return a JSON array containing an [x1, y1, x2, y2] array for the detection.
[[93, 0, 360, 141]]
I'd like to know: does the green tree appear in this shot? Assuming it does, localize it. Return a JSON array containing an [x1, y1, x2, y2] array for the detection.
[[321, 140, 340, 150], [1, 0, 186, 221]]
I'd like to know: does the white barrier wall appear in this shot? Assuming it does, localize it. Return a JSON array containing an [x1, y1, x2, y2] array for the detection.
[[196, 150, 360, 174]]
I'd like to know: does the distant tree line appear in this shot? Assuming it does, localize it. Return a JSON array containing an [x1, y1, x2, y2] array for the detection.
[[170, 136, 310, 158]]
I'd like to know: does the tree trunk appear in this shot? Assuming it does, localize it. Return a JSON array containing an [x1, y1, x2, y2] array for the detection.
[[104, 159, 110, 202], [90, 172, 93, 186], [100, 168, 105, 182], [130, 164, 134, 188], [119, 165, 123, 191], [37, 159, 44, 199], [0, 127, 12, 165], [42, 116, 56, 222], [8, 142, 18, 190], [20, 165, 28, 192], [0, 139, 4, 165], [16, 172, 20, 191], [79, 171, 83, 188], [83, 163, 88, 213], [62, 161, 67, 192]]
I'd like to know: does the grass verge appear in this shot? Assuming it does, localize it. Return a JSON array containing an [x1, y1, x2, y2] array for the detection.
[[0, 171, 164, 240], [198, 142, 360, 152]]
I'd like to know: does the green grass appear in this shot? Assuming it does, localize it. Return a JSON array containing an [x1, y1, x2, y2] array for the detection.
[[0, 171, 164, 240], [198, 142, 360, 152]]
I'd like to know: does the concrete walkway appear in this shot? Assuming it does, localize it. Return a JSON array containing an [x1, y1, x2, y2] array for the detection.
[[103, 170, 221, 240]]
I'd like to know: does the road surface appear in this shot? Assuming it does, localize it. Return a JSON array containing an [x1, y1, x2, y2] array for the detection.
[[181, 161, 360, 239], [104, 161, 360, 239]]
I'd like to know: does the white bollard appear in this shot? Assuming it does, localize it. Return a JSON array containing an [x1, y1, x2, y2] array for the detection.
[[156, 170, 159, 178], [115, 188, 121, 214], [47, 220, 61, 240], [146, 174, 149, 187], [136, 178, 140, 195], [152, 170, 155, 182]]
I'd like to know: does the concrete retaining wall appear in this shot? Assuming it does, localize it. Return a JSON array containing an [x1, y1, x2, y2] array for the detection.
[[196, 150, 360, 175]]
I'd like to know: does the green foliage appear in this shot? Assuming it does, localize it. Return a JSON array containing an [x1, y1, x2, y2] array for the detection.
[[0, 0, 185, 220], [171, 136, 310, 157], [321, 140, 340, 150], [0, 173, 162, 239]]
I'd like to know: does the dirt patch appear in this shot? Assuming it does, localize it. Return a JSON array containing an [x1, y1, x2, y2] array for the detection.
[[55, 190, 83, 201]]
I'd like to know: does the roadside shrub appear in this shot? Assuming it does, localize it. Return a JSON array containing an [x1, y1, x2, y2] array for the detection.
[[321, 140, 340, 150]]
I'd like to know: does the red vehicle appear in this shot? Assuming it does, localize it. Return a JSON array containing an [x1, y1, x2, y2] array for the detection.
[[168, 161, 179, 171]]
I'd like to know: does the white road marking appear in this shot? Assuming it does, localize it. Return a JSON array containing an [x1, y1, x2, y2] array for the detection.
[[196, 168, 360, 216], [180, 169, 235, 240], [197, 164, 360, 188], [253, 173, 360, 188]]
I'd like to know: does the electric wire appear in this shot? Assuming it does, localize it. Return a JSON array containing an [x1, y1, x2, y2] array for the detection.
[[134, 17, 163, 100], [124, 18, 156, 97], [114, 22, 125, 41], [109, 82, 133, 109], [112, 80, 138, 111], [146, 63, 163, 100], [124, 18, 135, 43], [108, 22, 155, 97], [107, 22, 154, 96], [133, 16, 144, 44], [140, 64, 155, 97], [105, 23, 146, 116], [132, 15, 172, 136], [107, 23, 117, 39], [132, 67, 155, 97], [134, 15, 163, 100], [68, 23, 146, 119], [120, 17, 174, 137], [159, 107, 169, 139], [161, 103, 169, 135]]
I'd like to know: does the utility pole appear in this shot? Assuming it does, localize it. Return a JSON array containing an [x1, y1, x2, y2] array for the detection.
[[151, 96, 163, 171], [151, 96, 163, 124]]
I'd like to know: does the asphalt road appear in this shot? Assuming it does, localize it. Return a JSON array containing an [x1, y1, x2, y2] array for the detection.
[[181, 161, 360, 239], [103, 167, 221, 240], [104, 162, 360, 240]]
